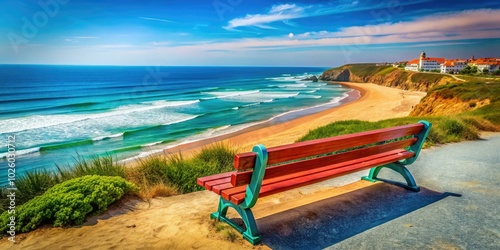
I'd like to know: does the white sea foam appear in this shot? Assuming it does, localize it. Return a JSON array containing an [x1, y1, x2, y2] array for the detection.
[[243, 103, 260, 107], [162, 115, 198, 126], [7, 111, 198, 150], [143, 100, 200, 107], [0, 99, 200, 134], [295, 95, 322, 99], [92, 133, 124, 142], [0, 147, 41, 159], [303, 89, 319, 93], [204, 90, 260, 99], [134, 149, 165, 159], [265, 76, 303, 82], [142, 141, 163, 147], [205, 90, 299, 103], [278, 83, 307, 88]]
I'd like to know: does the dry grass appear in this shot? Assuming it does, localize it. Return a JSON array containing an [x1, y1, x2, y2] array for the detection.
[[143, 183, 178, 199], [210, 221, 241, 242]]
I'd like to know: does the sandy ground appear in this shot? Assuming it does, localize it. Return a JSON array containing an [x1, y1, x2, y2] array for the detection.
[[0, 82, 427, 249]]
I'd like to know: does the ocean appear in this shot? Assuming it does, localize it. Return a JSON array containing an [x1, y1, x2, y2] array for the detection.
[[0, 65, 353, 185]]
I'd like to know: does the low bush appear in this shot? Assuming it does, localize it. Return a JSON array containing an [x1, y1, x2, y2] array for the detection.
[[0, 155, 126, 214], [0, 175, 137, 234]]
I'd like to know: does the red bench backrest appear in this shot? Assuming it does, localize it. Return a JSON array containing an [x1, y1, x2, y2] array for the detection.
[[231, 123, 425, 186]]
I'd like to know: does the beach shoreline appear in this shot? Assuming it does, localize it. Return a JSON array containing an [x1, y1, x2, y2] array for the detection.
[[126, 82, 425, 162]]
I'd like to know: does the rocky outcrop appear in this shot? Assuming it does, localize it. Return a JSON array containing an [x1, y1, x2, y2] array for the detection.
[[302, 75, 319, 82], [319, 66, 452, 92], [319, 69, 350, 81], [410, 93, 491, 116]]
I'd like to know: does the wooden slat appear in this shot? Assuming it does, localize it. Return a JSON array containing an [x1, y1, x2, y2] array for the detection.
[[234, 152, 256, 171], [223, 151, 415, 203], [234, 123, 423, 170], [204, 177, 231, 191], [196, 171, 235, 187], [211, 183, 234, 195], [231, 138, 417, 186]]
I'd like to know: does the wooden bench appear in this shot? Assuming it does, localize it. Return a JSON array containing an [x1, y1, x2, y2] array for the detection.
[[197, 121, 431, 244]]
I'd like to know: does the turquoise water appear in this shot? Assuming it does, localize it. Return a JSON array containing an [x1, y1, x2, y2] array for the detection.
[[0, 65, 352, 185]]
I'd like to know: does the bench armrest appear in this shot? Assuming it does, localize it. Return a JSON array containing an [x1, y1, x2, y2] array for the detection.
[[243, 144, 268, 208], [402, 120, 432, 165]]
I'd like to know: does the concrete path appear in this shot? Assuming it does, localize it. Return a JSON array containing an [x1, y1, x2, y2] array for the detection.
[[258, 134, 500, 250]]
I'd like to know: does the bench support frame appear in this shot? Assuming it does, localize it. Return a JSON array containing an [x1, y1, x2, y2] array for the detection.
[[210, 197, 261, 244], [361, 163, 420, 191], [210, 144, 268, 245], [362, 120, 431, 192]]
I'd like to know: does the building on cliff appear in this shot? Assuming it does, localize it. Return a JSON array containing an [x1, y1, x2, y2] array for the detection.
[[469, 58, 500, 73], [405, 51, 500, 74], [441, 59, 468, 74], [404, 51, 445, 72]]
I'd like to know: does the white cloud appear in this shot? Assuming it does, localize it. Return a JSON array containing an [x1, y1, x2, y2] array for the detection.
[[151, 41, 171, 46], [191, 9, 500, 52], [138, 17, 174, 23], [74, 36, 98, 39], [223, 1, 433, 30], [334, 9, 500, 37], [288, 33, 294, 38], [224, 3, 307, 30], [269, 4, 302, 13], [64, 36, 99, 43]]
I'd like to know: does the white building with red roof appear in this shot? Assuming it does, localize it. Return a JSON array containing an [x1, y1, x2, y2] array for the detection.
[[405, 52, 499, 74], [470, 58, 500, 73], [441, 59, 468, 74], [405, 51, 445, 72]]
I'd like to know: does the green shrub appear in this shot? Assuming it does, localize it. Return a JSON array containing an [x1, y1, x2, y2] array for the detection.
[[439, 118, 479, 141], [0, 155, 127, 214], [0, 175, 137, 234], [163, 144, 234, 193]]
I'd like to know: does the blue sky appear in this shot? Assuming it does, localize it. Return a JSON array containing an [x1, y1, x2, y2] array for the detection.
[[1, 0, 499, 66]]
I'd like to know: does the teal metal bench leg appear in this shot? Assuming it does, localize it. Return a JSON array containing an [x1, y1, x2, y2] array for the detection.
[[210, 144, 268, 245], [210, 197, 262, 245], [362, 163, 420, 192], [362, 120, 432, 192]]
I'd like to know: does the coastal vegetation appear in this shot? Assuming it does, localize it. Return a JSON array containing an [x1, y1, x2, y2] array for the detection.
[[0, 144, 236, 235], [1, 64, 499, 236], [0, 175, 137, 233]]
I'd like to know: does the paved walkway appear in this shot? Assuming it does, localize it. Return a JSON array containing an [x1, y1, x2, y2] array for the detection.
[[260, 134, 500, 249]]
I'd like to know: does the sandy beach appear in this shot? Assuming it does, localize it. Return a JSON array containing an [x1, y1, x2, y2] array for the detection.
[[162, 82, 426, 157], [1, 82, 427, 249]]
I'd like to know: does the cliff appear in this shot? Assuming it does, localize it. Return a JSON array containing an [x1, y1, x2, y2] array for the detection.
[[410, 93, 490, 116], [320, 64, 452, 92], [409, 81, 497, 117]]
